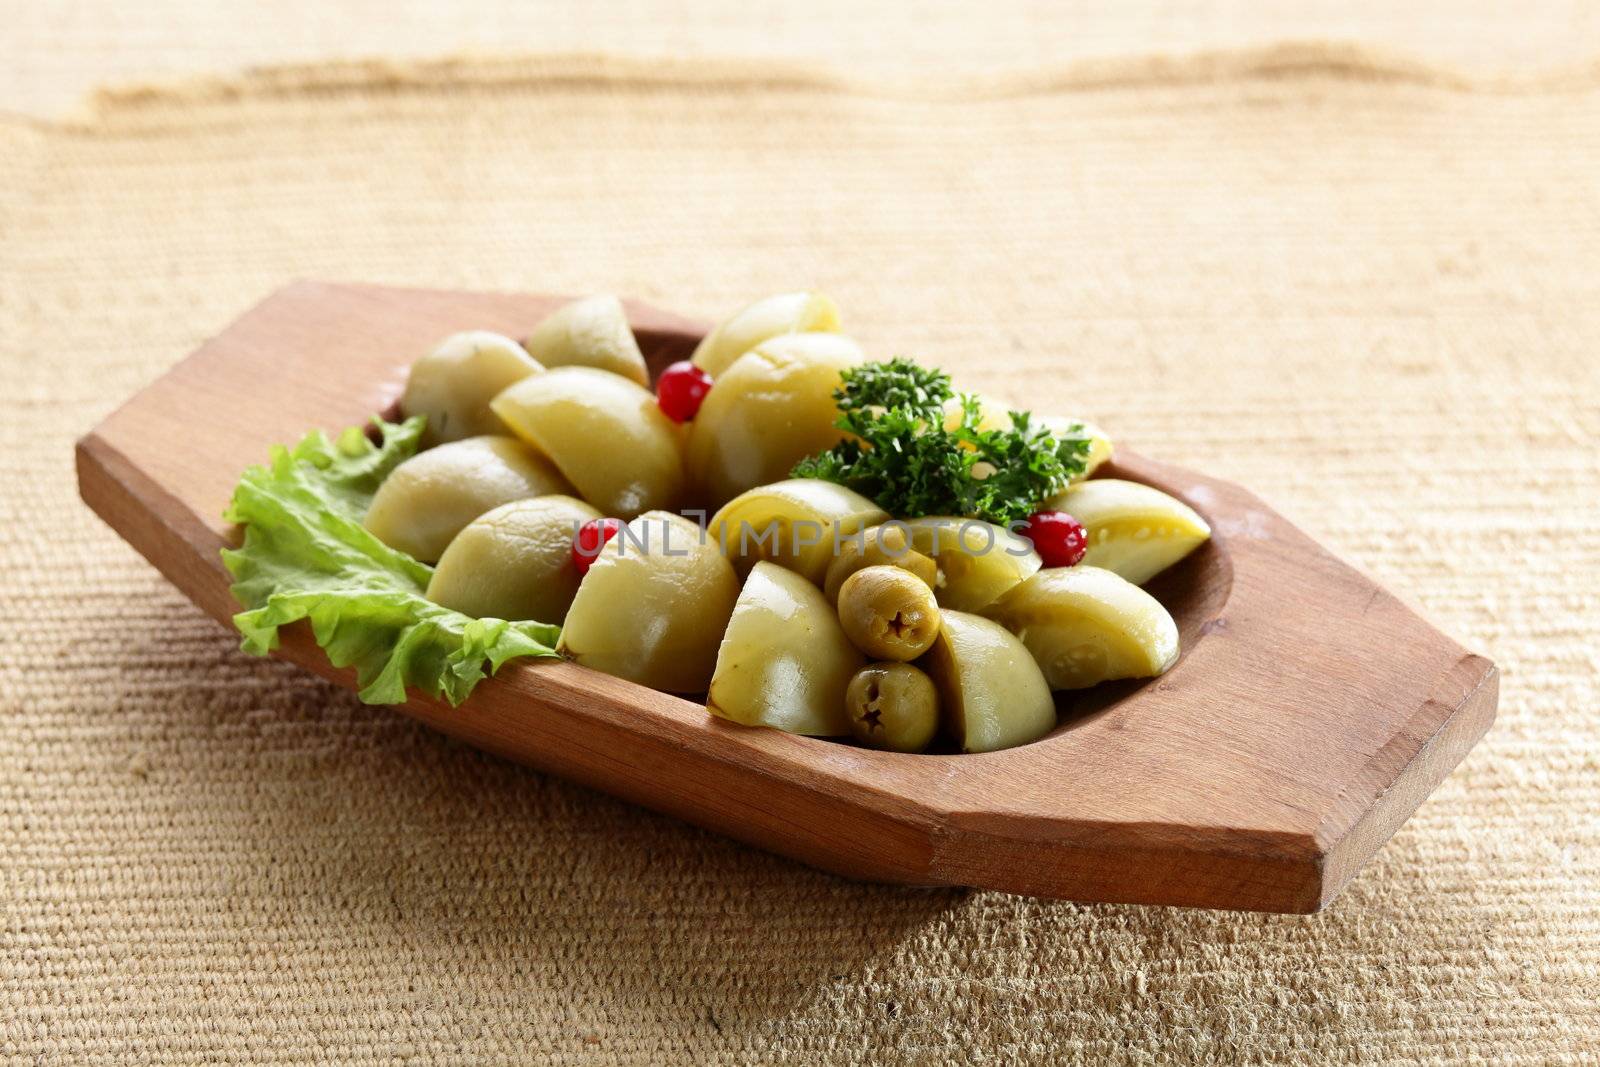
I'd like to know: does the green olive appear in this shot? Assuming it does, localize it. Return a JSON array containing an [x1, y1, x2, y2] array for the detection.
[[846, 663, 939, 753], [822, 523, 938, 604], [836, 566, 941, 661]]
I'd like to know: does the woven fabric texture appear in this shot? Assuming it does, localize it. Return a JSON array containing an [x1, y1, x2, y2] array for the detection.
[[2, 47, 1597, 1064], [6, 2, 1600, 116]]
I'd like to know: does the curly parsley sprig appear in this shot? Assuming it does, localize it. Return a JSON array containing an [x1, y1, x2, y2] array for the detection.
[[791, 358, 1092, 526]]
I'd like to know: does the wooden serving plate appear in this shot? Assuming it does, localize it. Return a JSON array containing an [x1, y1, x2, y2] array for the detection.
[[76, 281, 1497, 913]]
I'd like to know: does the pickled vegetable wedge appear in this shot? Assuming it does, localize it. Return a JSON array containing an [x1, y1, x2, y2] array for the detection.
[[690, 291, 842, 378], [558, 511, 739, 692], [711, 478, 888, 585], [982, 565, 1179, 690], [402, 331, 542, 447], [1038, 415, 1114, 482], [426, 495, 600, 624], [688, 332, 865, 506], [921, 610, 1056, 753], [901, 517, 1041, 613], [708, 562, 862, 735], [522, 294, 650, 386], [363, 435, 572, 563], [492, 366, 685, 518], [1041, 479, 1210, 586]]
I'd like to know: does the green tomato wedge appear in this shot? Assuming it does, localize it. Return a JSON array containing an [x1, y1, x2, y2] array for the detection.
[[901, 516, 1041, 613], [491, 366, 686, 519], [690, 291, 842, 379], [707, 562, 862, 736], [981, 565, 1180, 690], [401, 331, 543, 448], [920, 609, 1056, 753], [688, 332, 866, 508], [710, 478, 888, 585], [558, 511, 740, 693], [522, 294, 650, 387], [426, 494, 600, 624], [1041, 478, 1210, 586], [363, 435, 572, 563]]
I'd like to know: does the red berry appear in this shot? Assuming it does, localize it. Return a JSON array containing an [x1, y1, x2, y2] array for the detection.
[[656, 360, 714, 422], [1024, 509, 1088, 568], [571, 517, 625, 576]]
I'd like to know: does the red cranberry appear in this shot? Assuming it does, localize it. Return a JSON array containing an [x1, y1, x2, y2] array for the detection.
[[1023, 509, 1088, 568], [655, 360, 714, 422], [571, 517, 625, 576]]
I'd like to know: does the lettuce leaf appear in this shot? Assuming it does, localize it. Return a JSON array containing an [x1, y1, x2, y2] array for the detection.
[[221, 416, 561, 706]]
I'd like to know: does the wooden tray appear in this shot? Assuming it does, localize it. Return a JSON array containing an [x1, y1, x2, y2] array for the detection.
[[76, 281, 1497, 913]]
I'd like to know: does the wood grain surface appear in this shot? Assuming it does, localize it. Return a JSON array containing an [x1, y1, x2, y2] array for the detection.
[[75, 281, 1497, 913]]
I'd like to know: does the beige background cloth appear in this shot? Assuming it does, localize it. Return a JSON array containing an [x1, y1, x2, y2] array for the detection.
[[2, 10, 1598, 1064], [6, 1, 1600, 118]]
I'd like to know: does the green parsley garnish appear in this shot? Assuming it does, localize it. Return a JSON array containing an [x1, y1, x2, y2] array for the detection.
[[791, 358, 1092, 525]]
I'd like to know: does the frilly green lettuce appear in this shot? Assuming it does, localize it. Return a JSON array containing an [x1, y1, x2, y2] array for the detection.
[[221, 416, 560, 706]]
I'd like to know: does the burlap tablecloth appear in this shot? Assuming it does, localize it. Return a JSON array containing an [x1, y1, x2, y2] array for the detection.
[[2, 42, 1597, 1065]]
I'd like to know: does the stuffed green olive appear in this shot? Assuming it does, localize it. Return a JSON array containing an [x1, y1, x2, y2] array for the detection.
[[845, 663, 940, 753], [836, 566, 941, 661]]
